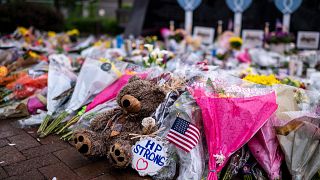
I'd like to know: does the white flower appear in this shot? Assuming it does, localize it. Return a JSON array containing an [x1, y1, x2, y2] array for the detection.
[[213, 151, 225, 166], [156, 58, 163, 65], [142, 56, 149, 63], [150, 48, 160, 59], [142, 117, 156, 127], [144, 44, 154, 52], [150, 51, 157, 59]]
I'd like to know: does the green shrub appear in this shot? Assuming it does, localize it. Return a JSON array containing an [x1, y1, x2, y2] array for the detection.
[[0, 2, 64, 33], [65, 17, 122, 35]]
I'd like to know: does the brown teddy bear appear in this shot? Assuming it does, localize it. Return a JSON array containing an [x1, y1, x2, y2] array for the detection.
[[73, 76, 165, 168]]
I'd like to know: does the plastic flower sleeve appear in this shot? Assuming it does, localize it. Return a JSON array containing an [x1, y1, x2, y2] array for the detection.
[[85, 72, 148, 112], [158, 92, 205, 180], [275, 116, 320, 180], [188, 73, 278, 180], [247, 115, 284, 180], [47, 54, 77, 115], [154, 91, 179, 126], [66, 58, 127, 112], [76, 99, 118, 128]]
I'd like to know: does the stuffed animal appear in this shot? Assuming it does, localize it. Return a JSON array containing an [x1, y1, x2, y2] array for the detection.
[[73, 76, 165, 168]]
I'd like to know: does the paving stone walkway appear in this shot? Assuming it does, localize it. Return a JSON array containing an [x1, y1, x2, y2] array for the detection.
[[0, 119, 149, 180]]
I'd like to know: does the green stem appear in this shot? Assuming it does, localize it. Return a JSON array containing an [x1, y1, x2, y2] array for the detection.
[[56, 115, 80, 135], [60, 131, 73, 141], [53, 121, 67, 133], [37, 114, 52, 134], [40, 111, 69, 138]]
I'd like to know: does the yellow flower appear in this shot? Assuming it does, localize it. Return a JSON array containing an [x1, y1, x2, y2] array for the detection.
[[243, 74, 280, 86], [37, 38, 43, 44], [18, 27, 28, 36], [94, 41, 102, 47], [105, 41, 111, 48], [48, 31, 56, 37], [67, 29, 80, 36], [229, 36, 243, 50], [28, 51, 39, 59], [229, 36, 243, 44]]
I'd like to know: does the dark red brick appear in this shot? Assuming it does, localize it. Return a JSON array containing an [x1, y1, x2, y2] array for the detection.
[[3, 154, 59, 176], [6, 170, 45, 180], [0, 122, 24, 135], [92, 173, 117, 180], [0, 146, 26, 166], [0, 129, 24, 139], [0, 122, 14, 131], [53, 148, 92, 169], [7, 133, 40, 151], [0, 167, 7, 179], [24, 127, 38, 138], [0, 139, 9, 148], [75, 160, 108, 179], [109, 168, 151, 180], [39, 163, 79, 180], [39, 135, 70, 145], [22, 143, 69, 159]]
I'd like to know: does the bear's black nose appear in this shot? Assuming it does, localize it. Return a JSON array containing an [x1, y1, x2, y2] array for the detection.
[[123, 99, 130, 108]]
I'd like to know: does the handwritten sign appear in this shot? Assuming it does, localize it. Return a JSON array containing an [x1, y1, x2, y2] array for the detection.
[[242, 29, 264, 48], [132, 137, 168, 176], [297, 31, 320, 49], [193, 26, 215, 44]]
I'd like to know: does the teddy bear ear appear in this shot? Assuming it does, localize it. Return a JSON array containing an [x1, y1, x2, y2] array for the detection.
[[128, 75, 141, 83]]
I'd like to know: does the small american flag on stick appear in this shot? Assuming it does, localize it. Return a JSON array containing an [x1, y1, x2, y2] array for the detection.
[[166, 117, 200, 152]]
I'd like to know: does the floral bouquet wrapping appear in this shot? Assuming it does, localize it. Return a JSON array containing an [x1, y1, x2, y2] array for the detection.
[[187, 72, 278, 180], [40, 58, 127, 137], [275, 116, 320, 180], [247, 115, 284, 180], [5, 73, 48, 101], [158, 92, 205, 180], [37, 54, 77, 134], [85, 71, 148, 112]]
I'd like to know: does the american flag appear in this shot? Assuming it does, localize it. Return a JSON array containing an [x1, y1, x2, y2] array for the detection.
[[166, 117, 200, 152]]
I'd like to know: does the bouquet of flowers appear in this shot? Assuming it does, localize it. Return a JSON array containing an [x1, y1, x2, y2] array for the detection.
[[265, 31, 294, 45], [229, 37, 242, 50], [188, 72, 278, 180], [143, 44, 174, 68], [168, 29, 186, 43]]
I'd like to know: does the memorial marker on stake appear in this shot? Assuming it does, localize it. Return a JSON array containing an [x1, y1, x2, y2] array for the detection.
[[177, 0, 202, 35], [274, 0, 302, 32], [226, 0, 252, 36]]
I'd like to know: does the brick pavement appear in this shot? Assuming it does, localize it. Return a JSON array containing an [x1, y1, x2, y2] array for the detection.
[[0, 119, 150, 180]]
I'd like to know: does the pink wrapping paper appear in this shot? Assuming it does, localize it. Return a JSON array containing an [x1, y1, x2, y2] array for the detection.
[[27, 96, 46, 114], [248, 115, 284, 180], [85, 72, 148, 112], [237, 49, 251, 63], [189, 87, 278, 180]]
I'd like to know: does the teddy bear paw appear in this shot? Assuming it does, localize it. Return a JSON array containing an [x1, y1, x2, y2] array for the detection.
[[109, 142, 132, 168], [74, 133, 93, 155]]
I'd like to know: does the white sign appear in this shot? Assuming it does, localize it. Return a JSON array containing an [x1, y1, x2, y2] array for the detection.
[[131, 137, 168, 176], [193, 26, 215, 44], [242, 30, 264, 48], [297, 31, 320, 49]]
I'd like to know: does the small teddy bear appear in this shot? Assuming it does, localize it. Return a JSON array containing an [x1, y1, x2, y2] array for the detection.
[[73, 76, 165, 168]]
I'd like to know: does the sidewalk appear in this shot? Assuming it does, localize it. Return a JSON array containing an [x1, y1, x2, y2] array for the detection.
[[0, 119, 149, 180]]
